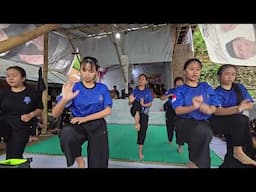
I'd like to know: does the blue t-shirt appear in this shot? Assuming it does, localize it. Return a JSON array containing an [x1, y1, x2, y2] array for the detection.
[[132, 87, 153, 114], [163, 88, 175, 107], [215, 83, 254, 108], [57, 82, 112, 117], [172, 82, 221, 120], [164, 88, 175, 97]]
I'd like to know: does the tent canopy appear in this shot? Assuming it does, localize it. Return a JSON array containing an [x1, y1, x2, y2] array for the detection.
[[0, 58, 67, 84], [0, 24, 197, 84]]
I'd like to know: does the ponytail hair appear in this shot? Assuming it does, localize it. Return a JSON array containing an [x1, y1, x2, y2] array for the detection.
[[232, 83, 243, 104]]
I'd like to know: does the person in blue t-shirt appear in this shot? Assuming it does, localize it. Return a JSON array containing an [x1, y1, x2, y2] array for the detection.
[[209, 64, 256, 167], [172, 58, 221, 168], [52, 56, 112, 168], [128, 74, 153, 159], [160, 76, 184, 153]]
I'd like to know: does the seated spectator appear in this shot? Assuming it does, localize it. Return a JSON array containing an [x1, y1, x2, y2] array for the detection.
[[111, 85, 120, 99]]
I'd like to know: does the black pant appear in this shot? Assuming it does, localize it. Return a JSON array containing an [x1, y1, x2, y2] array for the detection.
[[130, 101, 149, 145], [59, 118, 109, 168], [4, 117, 30, 159], [165, 105, 184, 145], [165, 105, 175, 142], [0, 117, 10, 137], [210, 114, 253, 168], [130, 100, 142, 117], [137, 113, 149, 145], [175, 118, 213, 168]]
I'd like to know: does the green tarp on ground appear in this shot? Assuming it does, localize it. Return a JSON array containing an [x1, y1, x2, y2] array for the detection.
[[25, 124, 223, 167]]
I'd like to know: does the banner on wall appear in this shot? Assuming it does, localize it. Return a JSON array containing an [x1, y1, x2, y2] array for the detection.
[[132, 62, 167, 86], [198, 24, 256, 66]]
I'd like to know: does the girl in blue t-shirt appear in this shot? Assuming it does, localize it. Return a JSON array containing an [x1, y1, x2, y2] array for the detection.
[[160, 76, 184, 153], [210, 64, 256, 167], [172, 58, 221, 168], [128, 74, 153, 159], [52, 56, 112, 168]]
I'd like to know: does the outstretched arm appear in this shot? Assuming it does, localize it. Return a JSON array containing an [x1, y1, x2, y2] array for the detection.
[[52, 81, 79, 118]]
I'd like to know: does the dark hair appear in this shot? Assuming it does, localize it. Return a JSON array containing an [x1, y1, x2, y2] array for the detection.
[[217, 64, 242, 104], [6, 66, 27, 85], [225, 38, 239, 58], [183, 58, 202, 70], [217, 64, 237, 76], [138, 73, 148, 80], [174, 76, 184, 84], [80, 56, 99, 71], [6, 66, 26, 78], [232, 83, 243, 104]]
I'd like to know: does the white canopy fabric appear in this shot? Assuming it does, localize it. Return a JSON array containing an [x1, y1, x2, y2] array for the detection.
[[0, 24, 174, 87], [0, 58, 67, 84], [75, 25, 173, 66], [123, 26, 172, 64]]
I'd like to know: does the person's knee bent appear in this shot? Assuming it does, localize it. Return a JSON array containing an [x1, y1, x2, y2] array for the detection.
[[59, 125, 75, 142], [130, 100, 142, 117], [194, 124, 213, 143]]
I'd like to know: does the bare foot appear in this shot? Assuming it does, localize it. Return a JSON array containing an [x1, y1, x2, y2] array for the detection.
[[29, 136, 33, 142], [233, 152, 256, 166], [168, 141, 172, 144], [135, 122, 141, 131], [177, 145, 183, 153], [29, 136, 39, 142], [76, 157, 86, 168], [252, 137, 256, 149], [187, 161, 198, 168], [77, 160, 86, 168], [139, 152, 144, 160]]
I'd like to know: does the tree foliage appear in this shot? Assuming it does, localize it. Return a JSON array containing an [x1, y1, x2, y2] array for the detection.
[[193, 27, 208, 57], [200, 63, 220, 87], [193, 26, 220, 87]]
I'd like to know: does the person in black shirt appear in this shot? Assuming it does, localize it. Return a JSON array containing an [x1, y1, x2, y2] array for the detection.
[[0, 66, 43, 159]]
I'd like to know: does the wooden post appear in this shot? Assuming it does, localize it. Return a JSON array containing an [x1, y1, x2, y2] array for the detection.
[[41, 33, 49, 134], [0, 24, 59, 54], [108, 29, 127, 84], [170, 24, 180, 88]]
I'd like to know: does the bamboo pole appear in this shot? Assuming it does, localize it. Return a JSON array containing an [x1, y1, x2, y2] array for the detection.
[[170, 24, 181, 88], [108, 25, 127, 84], [41, 33, 49, 134], [0, 24, 59, 53]]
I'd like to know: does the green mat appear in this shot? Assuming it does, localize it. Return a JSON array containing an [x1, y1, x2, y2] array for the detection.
[[25, 124, 223, 167]]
